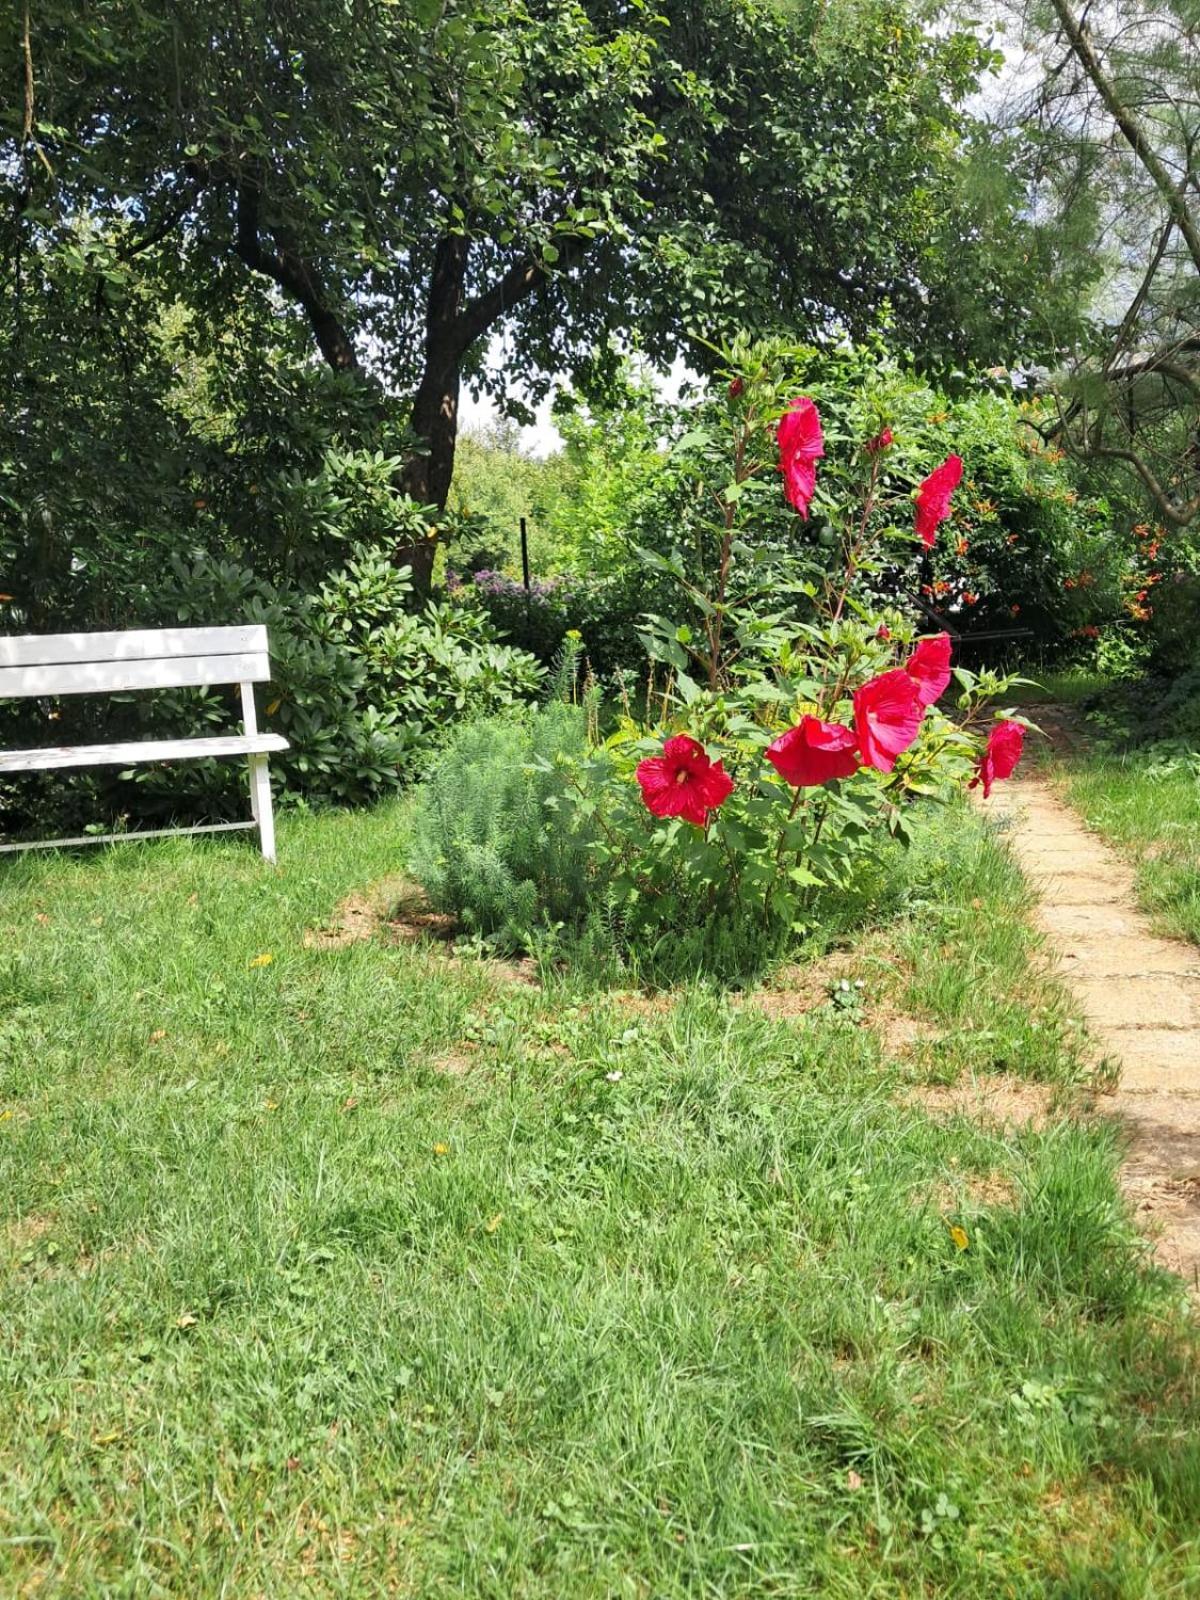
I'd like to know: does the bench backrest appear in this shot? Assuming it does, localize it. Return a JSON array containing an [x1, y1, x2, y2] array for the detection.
[[0, 626, 272, 700]]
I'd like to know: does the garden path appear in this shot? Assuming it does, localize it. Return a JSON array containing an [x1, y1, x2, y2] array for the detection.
[[985, 731, 1200, 1283]]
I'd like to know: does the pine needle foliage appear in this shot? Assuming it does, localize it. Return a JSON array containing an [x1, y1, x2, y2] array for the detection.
[[408, 698, 604, 952]]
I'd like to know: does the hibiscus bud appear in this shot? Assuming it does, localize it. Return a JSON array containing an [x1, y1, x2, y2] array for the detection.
[[865, 427, 894, 455], [728, 377, 745, 398], [876, 624, 891, 640]]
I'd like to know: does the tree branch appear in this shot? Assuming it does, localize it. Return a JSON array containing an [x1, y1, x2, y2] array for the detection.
[[1049, 0, 1200, 276], [1103, 350, 1200, 397], [234, 175, 361, 373], [119, 180, 206, 261], [1102, 212, 1176, 375], [456, 232, 589, 354], [1086, 443, 1200, 527]]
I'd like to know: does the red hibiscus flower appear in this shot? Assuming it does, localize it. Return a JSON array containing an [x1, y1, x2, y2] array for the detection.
[[636, 734, 734, 827], [914, 455, 963, 547], [969, 721, 1025, 799], [905, 633, 953, 707], [766, 716, 859, 788], [777, 396, 824, 519], [853, 670, 925, 774], [866, 427, 894, 455]]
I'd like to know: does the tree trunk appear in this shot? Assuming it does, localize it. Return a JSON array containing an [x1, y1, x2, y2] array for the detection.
[[235, 178, 577, 589], [394, 234, 471, 592], [394, 367, 459, 593]]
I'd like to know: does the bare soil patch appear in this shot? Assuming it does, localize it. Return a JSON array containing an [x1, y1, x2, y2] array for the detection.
[[929, 1169, 1020, 1211], [902, 1075, 1061, 1132], [428, 1047, 479, 1078], [304, 874, 422, 950], [3, 1212, 55, 1255], [305, 878, 540, 987], [746, 951, 854, 1022], [746, 940, 939, 1067]]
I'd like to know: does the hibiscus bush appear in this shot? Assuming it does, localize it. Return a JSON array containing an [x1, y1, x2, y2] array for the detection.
[[410, 349, 1031, 980], [626, 346, 1111, 664]]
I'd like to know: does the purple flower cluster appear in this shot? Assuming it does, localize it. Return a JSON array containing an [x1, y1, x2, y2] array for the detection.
[[468, 569, 573, 603]]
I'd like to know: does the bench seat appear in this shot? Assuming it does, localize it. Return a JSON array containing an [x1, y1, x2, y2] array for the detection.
[[1, 625, 288, 860], [0, 733, 289, 774]]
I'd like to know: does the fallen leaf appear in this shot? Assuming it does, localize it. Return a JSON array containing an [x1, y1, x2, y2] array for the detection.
[[433, 1142, 450, 1157], [485, 1212, 503, 1234], [176, 1312, 198, 1330], [265, 1099, 280, 1111], [35, 913, 50, 926], [0, 1109, 13, 1123], [249, 953, 274, 968], [149, 1029, 167, 1045], [847, 1469, 863, 1491], [949, 1224, 969, 1252], [342, 1096, 359, 1112], [92, 1430, 123, 1446]]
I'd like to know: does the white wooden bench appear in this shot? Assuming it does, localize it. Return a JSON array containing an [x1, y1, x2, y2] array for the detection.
[[0, 625, 288, 862]]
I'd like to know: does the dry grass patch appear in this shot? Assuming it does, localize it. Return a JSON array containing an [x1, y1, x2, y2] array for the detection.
[[305, 877, 542, 988], [304, 873, 417, 950], [428, 1047, 479, 1078], [746, 936, 943, 1068], [2, 1211, 55, 1255], [901, 1075, 1074, 1131], [928, 1168, 1020, 1213]]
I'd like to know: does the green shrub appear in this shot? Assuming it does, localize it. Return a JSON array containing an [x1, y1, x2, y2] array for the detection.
[[1146, 572, 1200, 677], [407, 697, 603, 952], [459, 565, 675, 686], [0, 543, 544, 839], [408, 351, 1034, 990]]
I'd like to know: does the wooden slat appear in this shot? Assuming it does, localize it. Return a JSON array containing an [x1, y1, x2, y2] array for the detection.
[[0, 652, 272, 699], [0, 820, 258, 854], [0, 626, 268, 669], [0, 733, 289, 773]]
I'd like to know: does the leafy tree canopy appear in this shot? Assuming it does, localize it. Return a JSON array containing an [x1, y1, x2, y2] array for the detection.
[[3, 0, 1067, 585]]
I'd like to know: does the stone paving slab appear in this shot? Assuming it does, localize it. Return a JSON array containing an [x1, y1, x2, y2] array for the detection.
[[1052, 935, 1200, 977], [985, 774, 1200, 1282], [1073, 976, 1200, 1031], [1036, 903, 1157, 938]]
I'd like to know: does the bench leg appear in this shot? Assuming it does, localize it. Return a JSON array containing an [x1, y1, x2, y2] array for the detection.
[[248, 753, 277, 864]]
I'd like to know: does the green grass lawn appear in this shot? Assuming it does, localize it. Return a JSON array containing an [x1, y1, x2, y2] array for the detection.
[[1051, 752, 1200, 947], [1008, 668, 1113, 708], [1, 805, 1198, 1596]]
